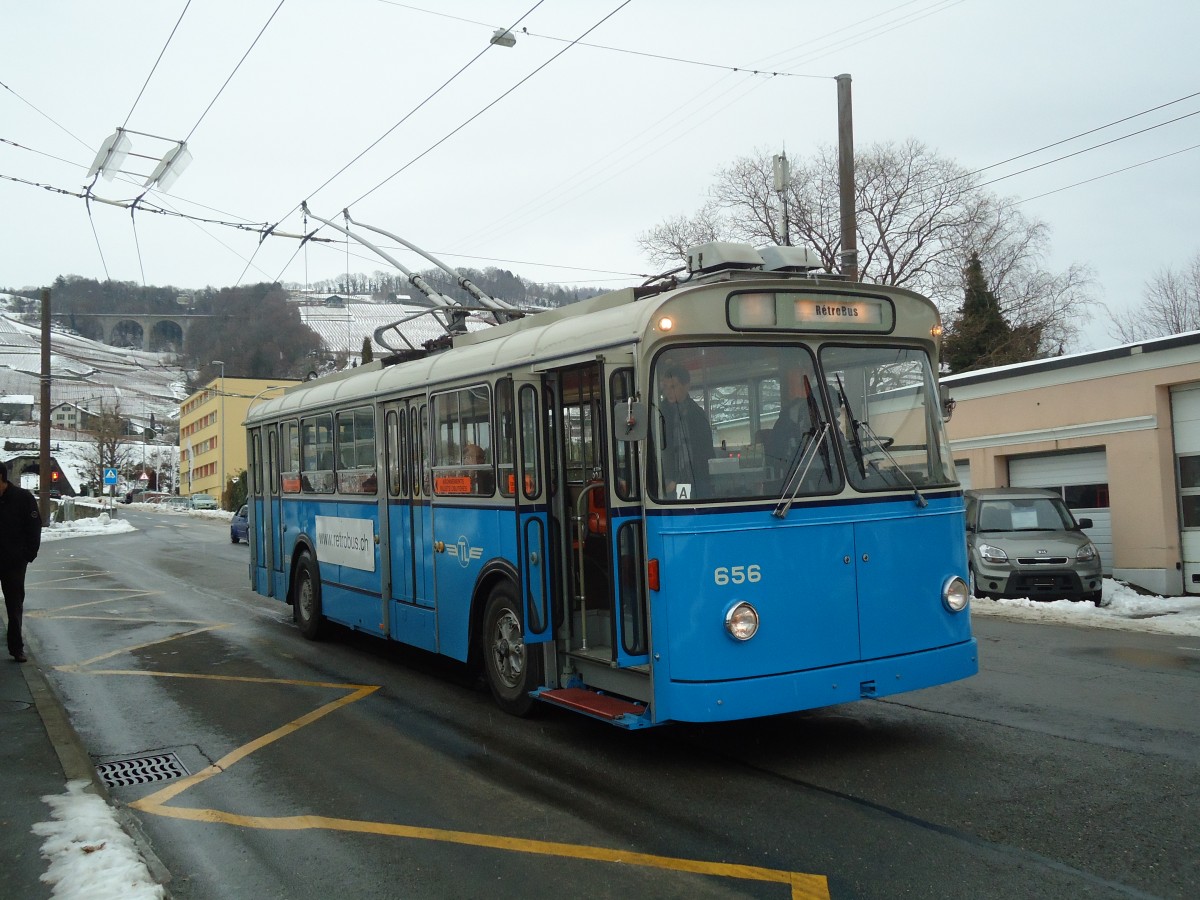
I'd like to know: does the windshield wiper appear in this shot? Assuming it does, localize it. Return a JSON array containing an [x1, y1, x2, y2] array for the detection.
[[773, 375, 835, 519], [835, 374, 926, 509], [772, 422, 832, 519], [834, 374, 867, 479]]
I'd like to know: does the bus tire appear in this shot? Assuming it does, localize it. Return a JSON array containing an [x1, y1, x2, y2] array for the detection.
[[482, 583, 540, 717], [293, 552, 326, 640]]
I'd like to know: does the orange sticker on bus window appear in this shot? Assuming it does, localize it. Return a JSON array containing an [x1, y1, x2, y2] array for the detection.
[[435, 475, 472, 495]]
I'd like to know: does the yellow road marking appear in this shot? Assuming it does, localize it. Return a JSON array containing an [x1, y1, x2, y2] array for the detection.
[[44, 586, 831, 898], [57, 624, 230, 671]]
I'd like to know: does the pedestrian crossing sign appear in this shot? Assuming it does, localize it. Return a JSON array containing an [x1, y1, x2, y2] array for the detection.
[[103, 468, 119, 485]]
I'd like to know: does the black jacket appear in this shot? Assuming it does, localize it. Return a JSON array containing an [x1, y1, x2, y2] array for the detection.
[[0, 482, 42, 567]]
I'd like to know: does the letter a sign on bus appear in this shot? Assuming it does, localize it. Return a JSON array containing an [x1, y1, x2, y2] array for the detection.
[[104, 468, 119, 486]]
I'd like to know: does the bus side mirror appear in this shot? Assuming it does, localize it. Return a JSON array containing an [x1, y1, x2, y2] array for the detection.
[[614, 400, 647, 442], [940, 385, 956, 422]]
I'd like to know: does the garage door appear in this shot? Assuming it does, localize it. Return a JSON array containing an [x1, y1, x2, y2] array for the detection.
[[955, 459, 971, 490], [1009, 452, 1112, 575], [1171, 385, 1200, 592]]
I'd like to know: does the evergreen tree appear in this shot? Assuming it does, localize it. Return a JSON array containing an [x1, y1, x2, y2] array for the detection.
[[945, 255, 1012, 374], [361, 337, 373, 364]]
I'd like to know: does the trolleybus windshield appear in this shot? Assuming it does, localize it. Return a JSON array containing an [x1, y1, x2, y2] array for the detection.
[[649, 343, 955, 503]]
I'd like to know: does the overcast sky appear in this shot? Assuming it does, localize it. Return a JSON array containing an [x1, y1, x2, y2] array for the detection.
[[3, 0, 1198, 350]]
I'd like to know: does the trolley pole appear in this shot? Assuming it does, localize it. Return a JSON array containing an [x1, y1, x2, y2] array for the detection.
[[836, 73, 858, 283]]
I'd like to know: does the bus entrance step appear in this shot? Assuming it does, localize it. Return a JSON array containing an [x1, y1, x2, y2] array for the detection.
[[539, 688, 646, 721]]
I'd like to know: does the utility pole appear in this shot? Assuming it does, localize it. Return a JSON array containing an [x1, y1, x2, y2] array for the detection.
[[38, 288, 51, 524], [836, 73, 859, 283]]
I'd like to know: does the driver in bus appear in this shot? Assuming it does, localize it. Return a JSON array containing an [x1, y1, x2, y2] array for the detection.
[[765, 364, 831, 483], [767, 367, 811, 465], [658, 363, 714, 499]]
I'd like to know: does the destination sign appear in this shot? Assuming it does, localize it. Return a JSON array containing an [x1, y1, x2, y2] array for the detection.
[[728, 291, 895, 333], [793, 297, 886, 327]]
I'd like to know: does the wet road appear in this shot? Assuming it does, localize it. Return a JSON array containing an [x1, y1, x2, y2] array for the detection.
[[25, 507, 1199, 898]]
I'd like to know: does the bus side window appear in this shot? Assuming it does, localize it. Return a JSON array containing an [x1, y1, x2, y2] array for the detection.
[[336, 406, 377, 494], [432, 385, 494, 497], [610, 368, 640, 502], [279, 420, 301, 493], [301, 413, 335, 493], [497, 378, 516, 498], [386, 409, 405, 497], [251, 431, 263, 496]]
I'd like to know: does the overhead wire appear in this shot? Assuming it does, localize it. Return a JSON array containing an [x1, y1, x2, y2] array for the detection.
[[122, 0, 193, 129], [961, 91, 1200, 181], [344, 0, 635, 209], [765, 0, 967, 70], [183, 0, 287, 144], [0, 78, 94, 154], [1015, 143, 1200, 205], [974, 108, 1200, 191], [299, 0, 548, 212], [450, 67, 763, 249], [7, 2, 1194, 290], [453, 0, 967, 252]]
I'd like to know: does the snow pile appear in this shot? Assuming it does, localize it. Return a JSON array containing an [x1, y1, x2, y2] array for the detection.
[[42, 513, 137, 541], [971, 578, 1200, 636], [33, 780, 164, 900]]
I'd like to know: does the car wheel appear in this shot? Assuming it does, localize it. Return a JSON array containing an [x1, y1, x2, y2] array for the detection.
[[293, 552, 325, 640], [1084, 589, 1103, 607], [481, 583, 540, 716], [230, 532, 239, 544]]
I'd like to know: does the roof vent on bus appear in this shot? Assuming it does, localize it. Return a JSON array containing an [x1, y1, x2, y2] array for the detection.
[[758, 245, 824, 272], [686, 242, 763, 275]]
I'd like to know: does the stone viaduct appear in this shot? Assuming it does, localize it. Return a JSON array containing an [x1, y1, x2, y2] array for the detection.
[[70, 313, 214, 351]]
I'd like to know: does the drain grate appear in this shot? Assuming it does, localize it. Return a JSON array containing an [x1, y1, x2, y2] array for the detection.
[[96, 752, 190, 787]]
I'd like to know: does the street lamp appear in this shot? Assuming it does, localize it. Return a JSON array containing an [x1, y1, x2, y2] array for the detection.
[[212, 360, 225, 508]]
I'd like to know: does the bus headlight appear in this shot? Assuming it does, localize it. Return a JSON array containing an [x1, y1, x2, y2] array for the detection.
[[724, 601, 759, 641], [942, 576, 969, 612]]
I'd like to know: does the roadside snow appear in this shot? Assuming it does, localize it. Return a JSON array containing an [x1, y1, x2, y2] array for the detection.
[[971, 579, 1200, 636], [33, 781, 164, 900], [42, 514, 137, 541]]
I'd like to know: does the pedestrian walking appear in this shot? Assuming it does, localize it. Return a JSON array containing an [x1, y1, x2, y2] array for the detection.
[[0, 461, 42, 662]]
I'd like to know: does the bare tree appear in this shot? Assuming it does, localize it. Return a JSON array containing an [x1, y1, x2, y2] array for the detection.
[[82, 404, 136, 494], [638, 140, 1096, 355], [1108, 250, 1200, 343], [636, 203, 726, 271]]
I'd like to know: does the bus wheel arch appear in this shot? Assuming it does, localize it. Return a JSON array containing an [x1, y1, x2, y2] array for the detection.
[[480, 580, 541, 716], [292, 549, 326, 640]]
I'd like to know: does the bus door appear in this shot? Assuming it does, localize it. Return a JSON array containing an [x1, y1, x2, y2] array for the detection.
[[605, 361, 650, 668], [409, 399, 433, 610], [550, 362, 621, 665], [508, 374, 553, 646], [249, 427, 272, 595], [382, 400, 435, 651], [266, 425, 286, 599]]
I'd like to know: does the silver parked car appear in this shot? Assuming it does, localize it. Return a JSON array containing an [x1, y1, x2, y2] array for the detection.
[[965, 488, 1103, 606], [190, 493, 218, 510]]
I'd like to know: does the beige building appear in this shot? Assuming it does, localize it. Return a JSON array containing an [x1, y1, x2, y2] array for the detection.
[[178, 376, 298, 505], [943, 332, 1200, 597]]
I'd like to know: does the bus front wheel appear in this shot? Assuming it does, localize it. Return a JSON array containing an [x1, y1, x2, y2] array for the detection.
[[482, 584, 540, 716], [293, 552, 326, 640]]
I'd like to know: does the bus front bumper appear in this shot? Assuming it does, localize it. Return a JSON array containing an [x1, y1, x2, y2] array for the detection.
[[655, 638, 979, 724]]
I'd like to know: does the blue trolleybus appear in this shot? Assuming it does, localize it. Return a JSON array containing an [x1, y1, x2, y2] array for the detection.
[[243, 241, 977, 728]]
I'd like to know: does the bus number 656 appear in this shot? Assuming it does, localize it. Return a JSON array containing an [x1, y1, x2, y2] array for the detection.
[[714, 565, 761, 585]]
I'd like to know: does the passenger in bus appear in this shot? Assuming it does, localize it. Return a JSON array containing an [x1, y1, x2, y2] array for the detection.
[[658, 363, 713, 499], [464, 443, 494, 494]]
